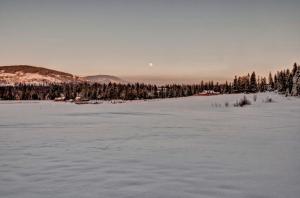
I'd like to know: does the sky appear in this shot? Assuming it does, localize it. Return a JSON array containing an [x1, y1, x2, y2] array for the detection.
[[0, 0, 299, 83]]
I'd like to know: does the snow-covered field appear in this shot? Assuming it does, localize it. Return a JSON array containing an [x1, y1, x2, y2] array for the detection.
[[1, 93, 300, 198]]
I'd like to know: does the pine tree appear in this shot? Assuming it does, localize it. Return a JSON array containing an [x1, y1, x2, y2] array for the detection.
[[274, 74, 278, 90], [250, 72, 257, 92], [287, 73, 293, 94], [233, 76, 238, 93], [268, 72, 274, 90], [260, 77, 267, 92], [292, 62, 298, 76]]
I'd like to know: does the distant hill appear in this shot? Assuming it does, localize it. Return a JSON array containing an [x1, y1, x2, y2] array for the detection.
[[0, 65, 125, 85], [0, 65, 79, 85], [83, 75, 127, 84]]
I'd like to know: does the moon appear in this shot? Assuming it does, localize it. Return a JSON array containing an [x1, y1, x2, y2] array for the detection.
[[148, 63, 153, 67]]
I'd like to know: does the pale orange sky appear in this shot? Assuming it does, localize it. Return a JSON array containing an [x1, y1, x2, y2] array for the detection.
[[0, 0, 299, 83]]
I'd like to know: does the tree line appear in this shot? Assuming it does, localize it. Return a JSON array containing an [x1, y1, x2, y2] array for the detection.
[[0, 82, 229, 100], [0, 63, 299, 100], [228, 63, 298, 94]]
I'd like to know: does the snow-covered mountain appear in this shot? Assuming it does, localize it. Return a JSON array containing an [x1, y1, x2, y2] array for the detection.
[[83, 75, 127, 84], [0, 65, 79, 85], [0, 65, 125, 85]]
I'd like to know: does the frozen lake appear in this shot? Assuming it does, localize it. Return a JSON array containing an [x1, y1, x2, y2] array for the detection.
[[1, 93, 300, 198]]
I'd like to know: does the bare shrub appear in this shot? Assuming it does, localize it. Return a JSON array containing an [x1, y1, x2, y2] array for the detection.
[[264, 96, 274, 103], [211, 103, 222, 107], [225, 102, 229, 107], [253, 94, 257, 102], [234, 96, 251, 107]]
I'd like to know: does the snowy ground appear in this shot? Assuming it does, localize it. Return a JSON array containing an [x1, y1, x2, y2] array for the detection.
[[0, 93, 300, 198]]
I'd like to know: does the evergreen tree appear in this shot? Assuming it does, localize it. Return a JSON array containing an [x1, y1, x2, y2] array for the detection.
[[260, 77, 267, 92], [233, 76, 238, 93], [250, 72, 257, 92], [268, 72, 274, 90], [292, 62, 298, 76]]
